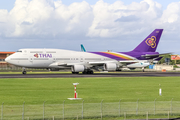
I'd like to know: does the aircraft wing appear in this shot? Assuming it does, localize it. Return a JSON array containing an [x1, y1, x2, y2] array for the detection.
[[119, 60, 140, 63], [118, 60, 141, 66], [49, 59, 150, 69], [49, 62, 67, 67], [49, 62, 84, 67], [49, 60, 148, 70], [89, 60, 140, 66], [88, 61, 116, 65]]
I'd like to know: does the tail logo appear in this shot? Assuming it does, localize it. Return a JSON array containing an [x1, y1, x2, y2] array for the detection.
[[145, 36, 156, 48]]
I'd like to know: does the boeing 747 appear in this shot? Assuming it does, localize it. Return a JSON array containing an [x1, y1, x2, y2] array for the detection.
[[5, 29, 166, 74]]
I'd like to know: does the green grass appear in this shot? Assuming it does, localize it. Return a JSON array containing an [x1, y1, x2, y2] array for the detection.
[[0, 77, 179, 119], [0, 77, 179, 105]]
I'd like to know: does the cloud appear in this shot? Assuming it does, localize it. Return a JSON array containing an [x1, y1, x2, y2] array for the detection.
[[115, 15, 140, 22], [0, 0, 180, 53], [0, 0, 163, 39], [86, 0, 163, 38]]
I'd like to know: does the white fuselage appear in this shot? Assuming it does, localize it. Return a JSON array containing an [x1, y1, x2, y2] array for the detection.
[[5, 49, 119, 68]]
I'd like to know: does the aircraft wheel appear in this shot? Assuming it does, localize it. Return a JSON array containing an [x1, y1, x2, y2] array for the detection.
[[22, 71, 26, 75], [90, 70, 94, 74], [82, 70, 93, 74], [72, 72, 79, 74], [22, 67, 26, 75], [142, 67, 145, 72], [83, 70, 89, 74]]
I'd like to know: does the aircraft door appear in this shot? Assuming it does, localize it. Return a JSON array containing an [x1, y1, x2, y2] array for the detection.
[[53, 55, 56, 62], [80, 56, 84, 62], [29, 56, 33, 63]]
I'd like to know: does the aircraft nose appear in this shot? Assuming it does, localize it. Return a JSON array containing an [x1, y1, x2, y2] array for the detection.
[[5, 56, 10, 63]]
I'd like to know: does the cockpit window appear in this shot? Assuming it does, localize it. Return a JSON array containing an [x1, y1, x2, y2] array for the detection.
[[17, 50, 22, 52]]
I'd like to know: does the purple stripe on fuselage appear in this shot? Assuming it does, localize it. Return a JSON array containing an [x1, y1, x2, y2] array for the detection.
[[89, 51, 159, 61], [90, 52, 128, 60]]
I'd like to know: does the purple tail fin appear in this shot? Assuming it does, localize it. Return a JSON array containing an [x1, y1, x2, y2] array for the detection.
[[132, 29, 163, 52]]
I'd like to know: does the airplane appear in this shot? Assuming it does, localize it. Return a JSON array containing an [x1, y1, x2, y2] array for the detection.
[[5, 29, 166, 74], [125, 57, 163, 71]]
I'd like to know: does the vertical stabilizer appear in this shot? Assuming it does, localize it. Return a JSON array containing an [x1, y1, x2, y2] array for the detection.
[[132, 29, 163, 52]]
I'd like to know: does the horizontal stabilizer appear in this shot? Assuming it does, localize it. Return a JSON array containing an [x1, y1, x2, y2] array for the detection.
[[153, 56, 163, 61], [119, 60, 143, 66], [141, 53, 171, 58]]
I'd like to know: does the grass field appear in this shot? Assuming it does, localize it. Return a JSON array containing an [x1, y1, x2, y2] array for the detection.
[[0, 76, 179, 105], [0, 76, 180, 119]]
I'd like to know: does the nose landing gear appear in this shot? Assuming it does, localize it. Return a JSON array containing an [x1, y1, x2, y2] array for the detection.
[[22, 67, 26, 75]]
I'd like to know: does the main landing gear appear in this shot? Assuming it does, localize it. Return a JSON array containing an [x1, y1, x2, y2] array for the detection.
[[82, 69, 94, 74], [72, 72, 79, 74], [71, 69, 94, 74], [142, 67, 145, 72], [22, 67, 27, 75]]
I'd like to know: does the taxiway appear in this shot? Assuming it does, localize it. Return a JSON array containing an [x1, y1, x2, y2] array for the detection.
[[0, 72, 179, 78]]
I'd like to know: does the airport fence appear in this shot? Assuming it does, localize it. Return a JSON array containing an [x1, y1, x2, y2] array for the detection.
[[0, 66, 47, 71], [0, 65, 22, 70], [0, 100, 180, 120]]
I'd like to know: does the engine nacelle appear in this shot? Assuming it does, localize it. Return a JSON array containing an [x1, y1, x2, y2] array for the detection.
[[129, 68, 136, 70], [71, 65, 85, 72], [103, 63, 117, 71]]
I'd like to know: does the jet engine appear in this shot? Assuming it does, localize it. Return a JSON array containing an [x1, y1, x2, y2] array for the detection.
[[129, 68, 136, 70], [71, 65, 85, 72], [103, 63, 117, 71]]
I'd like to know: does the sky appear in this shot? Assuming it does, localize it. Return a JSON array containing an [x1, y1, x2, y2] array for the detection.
[[0, 0, 180, 54]]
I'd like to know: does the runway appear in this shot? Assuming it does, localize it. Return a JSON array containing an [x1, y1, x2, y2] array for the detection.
[[0, 72, 180, 78]]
